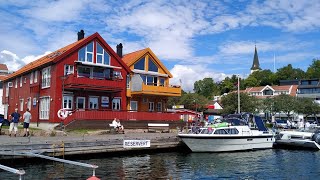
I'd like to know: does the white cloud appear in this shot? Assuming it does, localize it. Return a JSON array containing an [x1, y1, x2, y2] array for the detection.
[[0, 50, 50, 72], [170, 64, 229, 92]]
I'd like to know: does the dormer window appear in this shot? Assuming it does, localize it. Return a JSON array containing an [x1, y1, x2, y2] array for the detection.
[[96, 42, 110, 65], [263, 89, 273, 96], [78, 42, 94, 63]]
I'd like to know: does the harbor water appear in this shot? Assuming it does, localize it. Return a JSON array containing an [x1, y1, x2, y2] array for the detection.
[[1, 149, 320, 179]]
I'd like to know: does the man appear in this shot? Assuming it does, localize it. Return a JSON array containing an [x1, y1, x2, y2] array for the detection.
[[23, 108, 32, 137], [9, 108, 21, 137]]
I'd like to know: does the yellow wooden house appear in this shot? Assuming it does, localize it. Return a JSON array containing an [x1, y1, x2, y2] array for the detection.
[[122, 48, 181, 112]]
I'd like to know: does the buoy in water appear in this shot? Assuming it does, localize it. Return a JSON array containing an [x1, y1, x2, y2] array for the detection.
[[87, 176, 100, 180]]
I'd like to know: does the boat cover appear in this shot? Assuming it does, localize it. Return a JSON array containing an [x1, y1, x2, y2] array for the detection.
[[254, 116, 268, 131]]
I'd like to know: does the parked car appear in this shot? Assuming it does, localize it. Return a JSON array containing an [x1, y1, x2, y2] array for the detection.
[[275, 119, 288, 128]]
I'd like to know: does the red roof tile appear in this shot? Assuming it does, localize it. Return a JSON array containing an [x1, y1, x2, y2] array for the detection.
[[0, 64, 8, 71]]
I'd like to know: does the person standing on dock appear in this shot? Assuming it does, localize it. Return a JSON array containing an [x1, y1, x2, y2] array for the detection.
[[23, 108, 32, 137], [9, 108, 21, 137]]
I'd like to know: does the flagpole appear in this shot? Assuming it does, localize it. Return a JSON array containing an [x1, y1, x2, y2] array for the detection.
[[237, 75, 240, 114]]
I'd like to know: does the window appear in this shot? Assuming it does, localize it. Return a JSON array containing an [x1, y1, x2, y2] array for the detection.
[[20, 76, 22, 87], [40, 97, 50, 120], [130, 101, 138, 111], [89, 97, 98, 109], [148, 58, 158, 72], [149, 102, 154, 112], [134, 57, 145, 70], [92, 67, 110, 79], [63, 95, 73, 109], [41, 67, 51, 88], [113, 71, 123, 79], [15, 78, 18, 88], [5, 83, 9, 97], [34, 71, 38, 83], [78, 66, 91, 77], [96, 42, 110, 65], [159, 78, 165, 87], [112, 98, 121, 110], [30, 72, 33, 84], [64, 65, 74, 76], [126, 75, 130, 89], [27, 97, 31, 110], [20, 99, 24, 111], [214, 129, 228, 134], [76, 97, 85, 109], [157, 102, 162, 112], [147, 76, 157, 86], [263, 89, 273, 96], [24, 77, 26, 83], [78, 42, 94, 63]]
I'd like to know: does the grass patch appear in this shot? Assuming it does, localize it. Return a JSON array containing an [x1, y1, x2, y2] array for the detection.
[[67, 128, 91, 134]]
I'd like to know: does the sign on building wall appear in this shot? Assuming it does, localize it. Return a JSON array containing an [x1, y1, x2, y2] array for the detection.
[[101, 96, 109, 107], [33, 98, 37, 106]]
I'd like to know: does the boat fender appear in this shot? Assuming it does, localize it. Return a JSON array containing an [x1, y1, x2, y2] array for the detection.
[[87, 176, 100, 180], [312, 133, 320, 144]]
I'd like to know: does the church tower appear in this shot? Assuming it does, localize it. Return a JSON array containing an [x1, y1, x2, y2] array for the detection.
[[250, 45, 261, 74]]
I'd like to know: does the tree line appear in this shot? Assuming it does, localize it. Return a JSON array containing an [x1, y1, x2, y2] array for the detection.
[[167, 59, 320, 116]]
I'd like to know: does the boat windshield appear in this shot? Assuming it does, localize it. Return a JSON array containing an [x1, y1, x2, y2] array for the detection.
[[215, 118, 247, 126]]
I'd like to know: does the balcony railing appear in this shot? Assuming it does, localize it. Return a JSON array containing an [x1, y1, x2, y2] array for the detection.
[[132, 84, 181, 96], [63, 75, 124, 91], [62, 110, 180, 125]]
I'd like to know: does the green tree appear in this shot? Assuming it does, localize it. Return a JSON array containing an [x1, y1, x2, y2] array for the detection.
[[220, 92, 259, 114], [244, 76, 259, 87], [306, 59, 320, 78], [249, 70, 276, 86], [275, 64, 306, 83], [176, 93, 209, 111], [193, 78, 220, 98], [295, 97, 320, 123], [273, 94, 297, 120]]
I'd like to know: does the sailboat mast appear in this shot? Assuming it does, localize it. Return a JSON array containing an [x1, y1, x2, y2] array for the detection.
[[238, 75, 240, 114]]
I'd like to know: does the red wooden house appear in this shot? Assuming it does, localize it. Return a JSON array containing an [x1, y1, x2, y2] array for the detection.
[[2, 31, 131, 127]]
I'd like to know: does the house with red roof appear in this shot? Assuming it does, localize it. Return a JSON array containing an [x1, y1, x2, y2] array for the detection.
[[243, 85, 298, 98], [2, 30, 131, 126]]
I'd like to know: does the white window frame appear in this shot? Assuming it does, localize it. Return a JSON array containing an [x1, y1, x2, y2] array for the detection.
[[41, 66, 51, 88], [149, 102, 154, 112], [112, 97, 121, 111], [76, 97, 86, 109], [88, 96, 99, 109], [96, 42, 110, 65], [24, 77, 27, 84], [39, 96, 50, 120], [20, 99, 24, 112], [30, 72, 33, 84], [20, 76, 22, 87], [34, 71, 38, 83], [5, 83, 9, 97], [64, 65, 74, 76], [63, 95, 73, 109], [130, 101, 138, 111], [157, 102, 162, 112], [27, 97, 32, 110], [126, 75, 130, 89]]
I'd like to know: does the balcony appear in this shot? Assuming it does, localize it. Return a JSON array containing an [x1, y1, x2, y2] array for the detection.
[[131, 84, 181, 97], [63, 75, 124, 92]]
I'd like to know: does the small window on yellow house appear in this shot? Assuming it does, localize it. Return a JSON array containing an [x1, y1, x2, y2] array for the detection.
[[134, 57, 145, 70], [148, 58, 158, 72]]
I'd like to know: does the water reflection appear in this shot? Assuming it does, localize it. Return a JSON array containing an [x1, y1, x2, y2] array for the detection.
[[1, 150, 320, 179]]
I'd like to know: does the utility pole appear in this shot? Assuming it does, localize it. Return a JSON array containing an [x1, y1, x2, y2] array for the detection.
[[238, 75, 240, 114]]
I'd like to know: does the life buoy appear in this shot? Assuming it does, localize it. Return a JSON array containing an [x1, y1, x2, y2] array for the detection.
[[57, 109, 68, 119]]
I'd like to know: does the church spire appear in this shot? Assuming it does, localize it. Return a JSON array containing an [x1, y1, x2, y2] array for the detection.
[[250, 45, 261, 74]]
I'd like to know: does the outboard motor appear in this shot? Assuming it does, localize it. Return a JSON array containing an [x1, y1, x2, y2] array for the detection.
[[311, 131, 320, 144]]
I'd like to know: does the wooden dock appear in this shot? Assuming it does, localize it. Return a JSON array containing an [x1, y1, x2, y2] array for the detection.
[[0, 132, 182, 160]]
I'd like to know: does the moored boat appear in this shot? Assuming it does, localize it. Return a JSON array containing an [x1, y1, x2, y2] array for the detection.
[[274, 130, 320, 150], [178, 113, 274, 152]]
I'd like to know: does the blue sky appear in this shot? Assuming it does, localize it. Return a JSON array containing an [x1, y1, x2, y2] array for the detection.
[[0, 0, 319, 92]]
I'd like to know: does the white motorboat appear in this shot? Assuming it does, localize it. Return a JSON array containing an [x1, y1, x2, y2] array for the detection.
[[274, 130, 320, 150], [178, 113, 274, 152]]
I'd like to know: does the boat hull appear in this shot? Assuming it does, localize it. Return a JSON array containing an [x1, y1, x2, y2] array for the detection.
[[178, 134, 274, 152], [274, 139, 320, 150]]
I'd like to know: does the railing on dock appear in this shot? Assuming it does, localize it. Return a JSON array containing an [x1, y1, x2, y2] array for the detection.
[[0, 164, 25, 180]]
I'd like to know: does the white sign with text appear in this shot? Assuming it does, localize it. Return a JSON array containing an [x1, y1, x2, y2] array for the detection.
[[123, 140, 150, 148]]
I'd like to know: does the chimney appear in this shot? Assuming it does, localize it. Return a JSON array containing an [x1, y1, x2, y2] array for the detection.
[[116, 43, 123, 58], [77, 30, 85, 41]]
